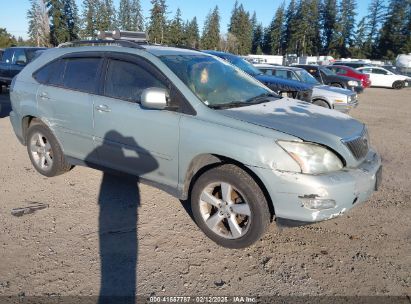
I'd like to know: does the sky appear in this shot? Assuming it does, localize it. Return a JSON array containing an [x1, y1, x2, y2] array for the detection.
[[1, 0, 371, 40]]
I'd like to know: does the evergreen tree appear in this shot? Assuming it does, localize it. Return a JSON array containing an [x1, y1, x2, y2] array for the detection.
[[130, 0, 144, 31], [47, 0, 66, 45], [201, 6, 220, 50], [334, 0, 357, 57], [81, 0, 98, 38], [27, 0, 50, 46], [97, 0, 116, 31], [64, 0, 80, 40], [352, 17, 368, 58], [168, 8, 184, 45], [269, 2, 285, 55], [321, 0, 337, 53], [183, 17, 200, 48], [365, 0, 386, 58], [284, 0, 298, 54], [118, 0, 132, 30], [251, 23, 264, 54], [400, 1, 411, 53], [377, 0, 410, 59], [147, 0, 168, 43], [227, 3, 252, 54], [0, 28, 17, 48]]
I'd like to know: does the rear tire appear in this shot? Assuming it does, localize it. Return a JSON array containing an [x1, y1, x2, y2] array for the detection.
[[190, 164, 271, 248], [313, 99, 330, 108], [26, 122, 71, 177], [392, 81, 404, 90]]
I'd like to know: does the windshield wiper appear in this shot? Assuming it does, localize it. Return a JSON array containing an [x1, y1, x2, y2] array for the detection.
[[245, 92, 280, 103], [208, 102, 253, 109], [209, 93, 279, 110]]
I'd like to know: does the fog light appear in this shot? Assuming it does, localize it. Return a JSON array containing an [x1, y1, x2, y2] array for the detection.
[[299, 197, 336, 210]]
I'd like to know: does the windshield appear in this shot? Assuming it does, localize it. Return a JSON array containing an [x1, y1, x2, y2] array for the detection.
[[227, 56, 262, 76], [160, 55, 277, 108], [320, 67, 336, 76], [295, 69, 320, 85]]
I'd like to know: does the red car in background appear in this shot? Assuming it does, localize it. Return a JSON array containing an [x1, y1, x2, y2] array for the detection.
[[326, 65, 372, 88]]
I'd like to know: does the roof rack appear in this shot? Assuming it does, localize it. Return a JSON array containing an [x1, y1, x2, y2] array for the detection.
[[57, 39, 146, 49], [57, 30, 149, 49], [98, 29, 149, 43]]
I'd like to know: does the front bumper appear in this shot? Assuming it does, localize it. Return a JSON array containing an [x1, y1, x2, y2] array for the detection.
[[252, 148, 382, 223]]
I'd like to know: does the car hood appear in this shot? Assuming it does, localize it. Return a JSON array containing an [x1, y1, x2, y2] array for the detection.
[[314, 85, 354, 96], [255, 74, 314, 92], [220, 98, 364, 164], [324, 74, 359, 83]]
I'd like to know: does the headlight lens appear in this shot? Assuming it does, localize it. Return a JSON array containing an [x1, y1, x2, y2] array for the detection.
[[348, 80, 359, 86], [277, 141, 343, 174]]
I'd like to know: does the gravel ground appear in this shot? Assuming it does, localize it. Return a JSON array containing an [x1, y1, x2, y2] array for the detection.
[[0, 87, 410, 299]]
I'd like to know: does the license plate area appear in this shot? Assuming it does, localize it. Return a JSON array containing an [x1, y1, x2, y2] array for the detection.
[[375, 166, 383, 191]]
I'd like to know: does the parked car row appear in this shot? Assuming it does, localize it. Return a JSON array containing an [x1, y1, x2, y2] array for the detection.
[[330, 61, 410, 89], [8, 32, 382, 248], [255, 64, 358, 112]]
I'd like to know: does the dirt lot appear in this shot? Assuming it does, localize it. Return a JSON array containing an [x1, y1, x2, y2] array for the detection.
[[0, 87, 410, 299]]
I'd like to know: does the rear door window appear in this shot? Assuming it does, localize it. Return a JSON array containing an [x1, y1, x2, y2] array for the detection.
[[371, 68, 388, 75], [62, 58, 101, 94], [104, 59, 166, 102]]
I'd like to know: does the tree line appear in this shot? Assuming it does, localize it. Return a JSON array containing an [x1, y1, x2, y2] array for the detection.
[[1, 0, 410, 60]]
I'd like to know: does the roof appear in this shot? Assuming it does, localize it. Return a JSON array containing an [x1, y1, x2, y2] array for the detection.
[[255, 64, 302, 71]]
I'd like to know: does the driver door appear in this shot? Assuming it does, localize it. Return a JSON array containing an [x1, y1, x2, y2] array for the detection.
[[93, 54, 181, 189]]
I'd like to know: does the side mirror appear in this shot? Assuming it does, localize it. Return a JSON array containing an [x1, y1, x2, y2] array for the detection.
[[16, 60, 27, 66], [141, 87, 169, 110]]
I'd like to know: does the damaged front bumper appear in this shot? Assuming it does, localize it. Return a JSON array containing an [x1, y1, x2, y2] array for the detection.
[[252, 148, 382, 224]]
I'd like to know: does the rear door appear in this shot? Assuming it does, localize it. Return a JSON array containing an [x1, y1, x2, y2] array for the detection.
[[92, 54, 181, 188], [35, 54, 103, 161], [369, 68, 387, 87]]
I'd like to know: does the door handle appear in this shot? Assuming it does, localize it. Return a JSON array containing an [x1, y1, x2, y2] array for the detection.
[[39, 92, 50, 100], [95, 104, 111, 113]]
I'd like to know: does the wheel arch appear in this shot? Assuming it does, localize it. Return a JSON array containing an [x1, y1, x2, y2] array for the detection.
[[181, 153, 275, 220]]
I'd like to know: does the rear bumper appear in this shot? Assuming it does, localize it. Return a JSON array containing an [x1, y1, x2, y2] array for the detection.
[[251, 148, 382, 223]]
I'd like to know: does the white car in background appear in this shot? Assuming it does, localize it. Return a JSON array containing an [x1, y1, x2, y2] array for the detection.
[[357, 66, 410, 89]]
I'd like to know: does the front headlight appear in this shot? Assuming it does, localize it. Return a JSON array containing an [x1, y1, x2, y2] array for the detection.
[[348, 80, 359, 87], [277, 141, 343, 174]]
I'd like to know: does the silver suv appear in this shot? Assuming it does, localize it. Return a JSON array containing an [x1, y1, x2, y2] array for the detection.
[[9, 35, 382, 248]]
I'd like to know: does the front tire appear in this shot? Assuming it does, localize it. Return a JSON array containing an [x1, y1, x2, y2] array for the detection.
[[313, 99, 330, 108], [190, 164, 271, 248], [26, 122, 71, 177], [330, 83, 343, 88], [392, 81, 404, 90]]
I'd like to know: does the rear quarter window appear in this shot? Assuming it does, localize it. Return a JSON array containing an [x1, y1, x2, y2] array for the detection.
[[33, 59, 66, 86]]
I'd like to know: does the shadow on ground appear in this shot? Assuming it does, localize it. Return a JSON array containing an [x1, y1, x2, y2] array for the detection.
[[85, 131, 158, 303]]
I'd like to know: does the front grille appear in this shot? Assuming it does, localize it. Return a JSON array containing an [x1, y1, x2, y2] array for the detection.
[[342, 128, 369, 160]]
